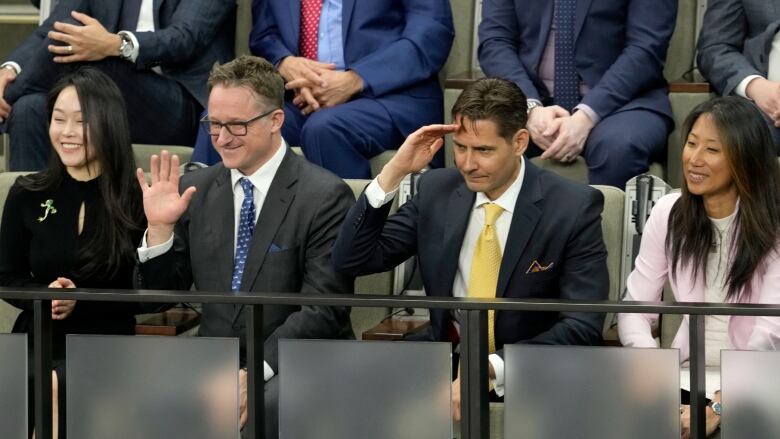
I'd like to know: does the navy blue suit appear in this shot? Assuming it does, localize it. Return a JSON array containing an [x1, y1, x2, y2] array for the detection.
[[249, 0, 454, 178], [333, 161, 609, 356], [478, 0, 677, 187], [2, 0, 235, 171]]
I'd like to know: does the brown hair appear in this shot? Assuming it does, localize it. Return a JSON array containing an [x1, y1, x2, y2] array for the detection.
[[208, 55, 284, 110], [450, 77, 528, 142], [668, 96, 780, 300]]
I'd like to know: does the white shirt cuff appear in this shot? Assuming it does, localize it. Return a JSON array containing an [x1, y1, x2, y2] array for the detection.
[[137, 229, 174, 262], [118, 30, 140, 63], [264, 361, 275, 382], [1, 62, 21, 75], [488, 353, 505, 397], [364, 177, 398, 208], [735, 75, 763, 99]]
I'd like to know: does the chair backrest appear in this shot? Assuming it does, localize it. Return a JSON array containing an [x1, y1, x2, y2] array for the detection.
[[343, 179, 395, 338], [234, 0, 252, 56], [133, 144, 193, 172], [592, 184, 625, 339]]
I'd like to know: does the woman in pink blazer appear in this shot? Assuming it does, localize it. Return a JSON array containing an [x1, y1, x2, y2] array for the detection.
[[618, 96, 780, 437]]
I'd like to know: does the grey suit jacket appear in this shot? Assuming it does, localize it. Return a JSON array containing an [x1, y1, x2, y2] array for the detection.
[[136, 150, 355, 370], [6, 0, 235, 106], [698, 0, 780, 96]]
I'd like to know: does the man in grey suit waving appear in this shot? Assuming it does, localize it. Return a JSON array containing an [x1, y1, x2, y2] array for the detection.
[[135, 56, 354, 438], [698, 0, 780, 152]]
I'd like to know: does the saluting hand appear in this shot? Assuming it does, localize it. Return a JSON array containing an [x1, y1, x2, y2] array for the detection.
[[136, 150, 196, 246], [377, 124, 458, 192]]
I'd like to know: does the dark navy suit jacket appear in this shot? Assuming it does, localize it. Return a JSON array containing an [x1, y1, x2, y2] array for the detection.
[[478, 0, 676, 121], [333, 161, 609, 357], [249, 0, 454, 137]]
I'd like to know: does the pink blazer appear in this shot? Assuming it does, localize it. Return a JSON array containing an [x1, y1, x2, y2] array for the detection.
[[618, 193, 780, 362]]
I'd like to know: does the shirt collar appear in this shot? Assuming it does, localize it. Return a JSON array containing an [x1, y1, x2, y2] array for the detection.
[[473, 157, 525, 214], [230, 137, 288, 195]]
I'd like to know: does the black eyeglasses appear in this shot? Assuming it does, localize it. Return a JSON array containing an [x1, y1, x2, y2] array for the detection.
[[199, 108, 278, 137]]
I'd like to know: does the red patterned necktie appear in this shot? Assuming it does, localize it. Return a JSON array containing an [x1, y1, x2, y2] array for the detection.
[[299, 0, 323, 60]]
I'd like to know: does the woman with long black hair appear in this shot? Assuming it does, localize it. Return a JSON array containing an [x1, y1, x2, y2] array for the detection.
[[0, 67, 145, 438], [619, 96, 780, 438]]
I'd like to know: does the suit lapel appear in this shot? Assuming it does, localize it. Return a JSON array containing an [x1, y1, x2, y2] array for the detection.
[[437, 182, 474, 297], [574, 0, 593, 43], [207, 168, 236, 292], [341, 0, 356, 46], [496, 161, 543, 298], [152, 0, 162, 30]]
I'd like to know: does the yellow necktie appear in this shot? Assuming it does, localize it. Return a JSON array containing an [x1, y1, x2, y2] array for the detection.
[[468, 203, 504, 353]]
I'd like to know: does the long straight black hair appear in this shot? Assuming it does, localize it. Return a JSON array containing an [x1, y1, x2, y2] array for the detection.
[[18, 67, 143, 279], [667, 96, 780, 300]]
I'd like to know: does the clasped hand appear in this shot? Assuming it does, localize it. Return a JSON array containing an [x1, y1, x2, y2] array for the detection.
[[48, 277, 76, 320], [529, 105, 595, 162], [279, 56, 363, 115]]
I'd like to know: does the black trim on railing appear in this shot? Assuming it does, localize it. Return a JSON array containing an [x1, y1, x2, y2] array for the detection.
[[2, 286, 778, 439]]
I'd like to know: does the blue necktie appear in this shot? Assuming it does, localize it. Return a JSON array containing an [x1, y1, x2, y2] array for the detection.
[[553, 0, 579, 112], [232, 178, 255, 292]]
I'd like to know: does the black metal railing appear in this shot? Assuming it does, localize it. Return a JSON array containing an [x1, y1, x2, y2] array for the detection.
[[2, 286, 780, 439]]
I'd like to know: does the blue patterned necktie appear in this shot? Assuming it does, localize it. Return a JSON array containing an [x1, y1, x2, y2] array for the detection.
[[232, 178, 256, 292], [553, 0, 579, 112]]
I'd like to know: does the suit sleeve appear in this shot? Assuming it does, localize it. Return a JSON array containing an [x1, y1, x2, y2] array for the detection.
[[515, 188, 609, 349], [132, 0, 235, 69], [0, 184, 45, 312], [617, 194, 678, 348], [477, 0, 543, 101], [249, 0, 296, 65], [262, 181, 356, 371], [579, 0, 677, 119], [332, 179, 427, 278], [347, 0, 454, 97], [697, 0, 780, 96]]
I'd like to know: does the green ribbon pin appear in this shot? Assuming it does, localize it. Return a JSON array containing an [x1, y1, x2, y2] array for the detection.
[[37, 199, 57, 222]]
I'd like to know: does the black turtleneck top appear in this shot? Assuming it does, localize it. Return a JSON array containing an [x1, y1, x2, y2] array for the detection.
[[0, 172, 143, 359]]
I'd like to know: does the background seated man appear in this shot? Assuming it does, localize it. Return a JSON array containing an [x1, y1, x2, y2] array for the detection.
[[478, 0, 676, 188], [333, 77, 608, 419], [697, 0, 780, 153], [244, 0, 454, 179], [135, 56, 354, 438], [0, 0, 235, 171]]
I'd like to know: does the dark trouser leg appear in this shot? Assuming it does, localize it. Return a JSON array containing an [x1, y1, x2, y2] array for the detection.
[[583, 109, 671, 188], [295, 98, 403, 179], [7, 92, 50, 171]]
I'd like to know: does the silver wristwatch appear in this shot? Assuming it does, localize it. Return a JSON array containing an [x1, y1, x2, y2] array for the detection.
[[527, 100, 541, 114], [118, 33, 134, 60]]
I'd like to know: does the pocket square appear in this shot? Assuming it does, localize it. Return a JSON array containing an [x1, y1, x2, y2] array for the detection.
[[526, 259, 554, 274], [268, 243, 286, 253]]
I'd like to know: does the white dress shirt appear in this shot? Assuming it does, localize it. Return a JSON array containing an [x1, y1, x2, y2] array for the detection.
[[365, 160, 526, 396], [138, 140, 288, 381]]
